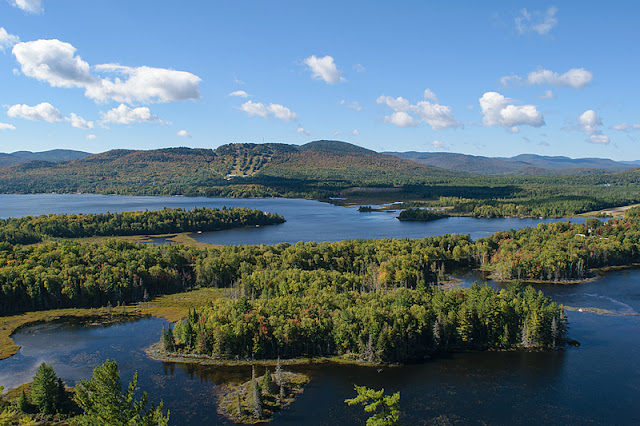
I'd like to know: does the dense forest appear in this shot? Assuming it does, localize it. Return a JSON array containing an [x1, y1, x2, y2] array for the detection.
[[397, 208, 449, 221], [0, 207, 285, 245], [2, 208, 640, 316], [1, 141, 640, 218]]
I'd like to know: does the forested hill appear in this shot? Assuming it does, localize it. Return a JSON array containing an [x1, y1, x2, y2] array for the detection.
[[0, 149, 91, 167], [386, 151, 635, 175], [0, 141, 457, 198]]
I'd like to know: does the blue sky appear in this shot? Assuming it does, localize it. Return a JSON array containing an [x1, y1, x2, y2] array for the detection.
[[0, 1, 638, 160]]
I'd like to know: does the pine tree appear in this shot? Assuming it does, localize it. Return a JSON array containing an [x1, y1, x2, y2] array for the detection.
[[72, 359, 169, 425], [163, 324, 175, 352], [261, 368, 275, 395], [345, 385, 400, 426], [31, 363, 61, 415], [18, 389, 31, 414], [248, 379, 263, 419]]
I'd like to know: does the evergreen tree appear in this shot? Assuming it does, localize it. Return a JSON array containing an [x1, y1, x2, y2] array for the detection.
[[261, 368, 276, 395], [163, 324, 175, 352], [72, 359, 169, 426], [248, 379, 263, 419], [345, 385, 400, 426], [31, 363, 64, 415]]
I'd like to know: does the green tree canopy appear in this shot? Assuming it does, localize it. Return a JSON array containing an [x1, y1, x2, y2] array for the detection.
[[72, 359, 169, 426], [345, 385, 400, 426]]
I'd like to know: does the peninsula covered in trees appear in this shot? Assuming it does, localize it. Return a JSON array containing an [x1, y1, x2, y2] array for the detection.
[[1, 141, 640, 218], [0, 207, 285, 245]]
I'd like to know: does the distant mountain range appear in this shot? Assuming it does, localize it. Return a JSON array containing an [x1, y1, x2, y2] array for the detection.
[[385, 151, 637, 174], [0, 149, 92, 167]]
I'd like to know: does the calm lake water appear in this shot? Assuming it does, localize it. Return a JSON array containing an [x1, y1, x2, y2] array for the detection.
[[0, 194, 588, 243], [0, 194, 636, 424]]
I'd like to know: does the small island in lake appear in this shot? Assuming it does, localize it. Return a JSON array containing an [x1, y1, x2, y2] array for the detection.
[[217, 362, 308, 424], [397, 208, 449, 222]]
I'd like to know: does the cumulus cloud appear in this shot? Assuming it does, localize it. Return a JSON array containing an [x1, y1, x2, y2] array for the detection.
[[10, 0, 43, 14], [8, 102, 64, 122], [239, 100, 297, 122], [89, 64, 201, 104], [479, 92, 544, 128], [7, 102, 93, 128], [100, 104, 163, 125], [229, 90, 250, 98], [432, 140, 447, 150], [177, 129, 191, 138], [384, 111, 417, 128], [67, 113, 94, 129], [527, 67, 593, 89], [12, 39, 94, 88], [0, 28, 20, 52], [0, 123, 16, 130], [576, 109, 609, 144], [423, 88, 438, 102], [86, 134, 97, 140], [304, 55, 344, 84], [12, 39, 202, 104], [377, 93, 461, 130], [515, 7, 558, 35], [297, 127, 310, 136]]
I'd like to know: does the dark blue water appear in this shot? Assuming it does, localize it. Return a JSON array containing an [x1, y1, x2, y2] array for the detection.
[[0, 194, 635, 424], [0, 194, 588, 244], [1, 270, 638, 424]]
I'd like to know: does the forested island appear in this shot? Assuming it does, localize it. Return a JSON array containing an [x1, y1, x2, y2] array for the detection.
[[0, 207, 285, 245], [397, 208, 449, 221], [1, 141, 640, 219]]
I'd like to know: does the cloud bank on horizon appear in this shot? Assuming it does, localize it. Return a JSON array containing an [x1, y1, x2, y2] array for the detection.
[[0, 2, 638, 159]]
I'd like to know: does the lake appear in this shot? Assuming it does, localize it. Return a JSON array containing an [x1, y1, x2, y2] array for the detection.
[[0, 194, 588, 244], [0, 194, 636, 424], [1, 269, 639, 424]]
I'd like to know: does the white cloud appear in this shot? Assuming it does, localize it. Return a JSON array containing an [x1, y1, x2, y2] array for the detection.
[[228, 90, 250, 98], [377, 94, 461, 130], [7, 102, 64, 122], [352, 129, 359, 136], [12, 39, 202, 104], [177, 130, 191, 138], [0, 28, 20, 52], [508, 126, 520, 134], [100, 104, 162, 125], [239, 100, 269, 118], [10, 0, 43, 14], [67, 113, 94, 129], [8, 102, 94, 129], [89, 64, 201, 104], [384, 111, 418, 128], [611, 123, 629, 131], [0, 123, 16, 130], [268, 103, 297, 122], [12, 39, 94, 88], [239, 101, 297, 122], [575, 109, 609, 144], [423, 88, 439, 102], [432, 140, 447, 150], [515, 7, 558, 35], [479, 92, 544, 128], [297, 127, 310, 136], [86, 134, 97, 140], [527, 67, 593, 89], [538, 90, 555, 100], [499, 74, 522, 87], [304, 55, 344, 84]]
